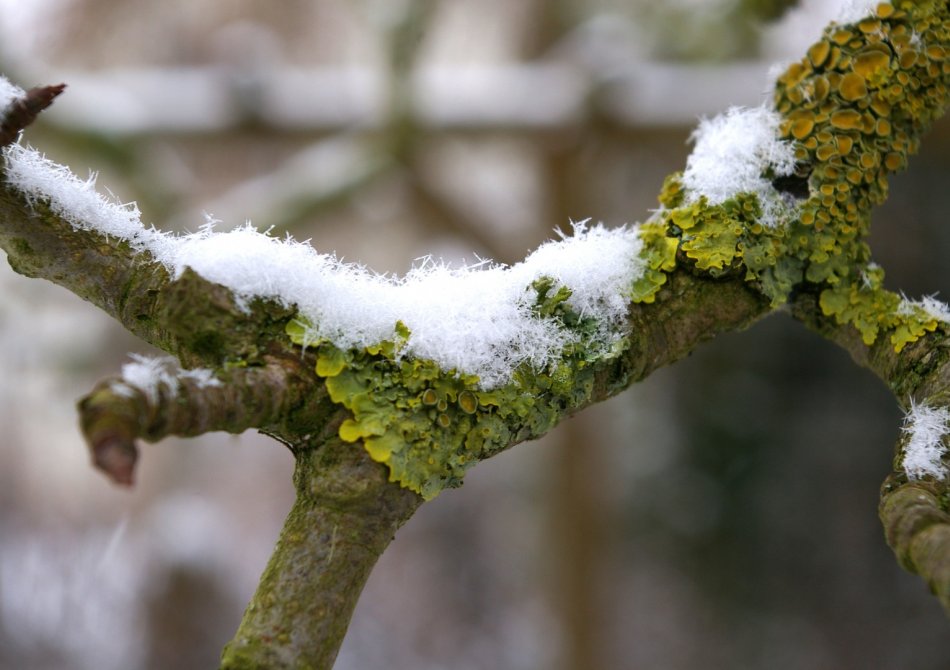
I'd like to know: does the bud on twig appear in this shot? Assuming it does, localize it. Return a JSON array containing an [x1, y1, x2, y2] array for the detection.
[[0, 83, 66, 147]]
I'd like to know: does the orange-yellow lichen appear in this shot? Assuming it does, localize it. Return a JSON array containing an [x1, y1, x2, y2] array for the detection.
[[840, 72, 869, 100], [770, 0, 950, 352], [831, 109, 864, 129]]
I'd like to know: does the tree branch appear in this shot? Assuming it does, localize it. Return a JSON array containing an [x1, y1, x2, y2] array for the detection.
[[880, 478, 950, 611], [0, 181, 307, 365], [791, 290, 950, 614], [222, 436, 422, 669], [0, 0, 949, 663]]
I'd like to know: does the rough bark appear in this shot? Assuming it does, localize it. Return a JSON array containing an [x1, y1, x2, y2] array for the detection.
[[221, 429, 423, 669]]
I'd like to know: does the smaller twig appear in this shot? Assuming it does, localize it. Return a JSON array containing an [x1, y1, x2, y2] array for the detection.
[[0, 84, 66, 147], [78, 356, 314, 485]]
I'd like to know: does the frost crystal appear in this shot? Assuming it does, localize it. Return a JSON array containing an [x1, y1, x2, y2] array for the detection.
[[0, 74, 646, 389], [681, 105, 797, 226], [901, 400, 950, 480]]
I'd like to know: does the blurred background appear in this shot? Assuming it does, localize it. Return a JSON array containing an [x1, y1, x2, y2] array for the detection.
[[1, 0, 949, 668]]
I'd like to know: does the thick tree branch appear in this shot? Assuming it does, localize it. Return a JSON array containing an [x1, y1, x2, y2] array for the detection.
[[585, 269, 772, 409], [788, 290, 948, 399], [0, 184, 304, 365], [222, 435, 422, 669]]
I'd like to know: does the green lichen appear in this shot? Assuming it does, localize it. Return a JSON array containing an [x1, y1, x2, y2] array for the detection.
[[819, 268, 941, 351], [633, 185, 802, 307], [285, 279, 616, 499], [630, 221, 678, 303], [775, 0, 950, 348], [632, 0, 950, 349]]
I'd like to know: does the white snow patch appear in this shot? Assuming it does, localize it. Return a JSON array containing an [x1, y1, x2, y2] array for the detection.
[[179, 366, 223, 389], [681, 105, 797, 226], [115, 354, 221, 403], [167, 220, 644, 388], [0, 85, 645, 388], [119, 355, 180, 403], [836, 0, 888, 26], [897, 294, 950, 325], [2, 143, 173, 251], [902, 400, 950, 480]]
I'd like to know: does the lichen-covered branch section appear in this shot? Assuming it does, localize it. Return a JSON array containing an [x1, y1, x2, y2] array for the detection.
[[882, 394, 950, 600], [880, 387, 950, 615], [769, 0, 950, 614], [631, 0, 950, 616], [881, 477, 950, 611], [791, 275, 950, 615], [78, 354, 322, 485], [636, 0, 950, 350], [776, 0, 950, 351], [283, 265, 772, 500], [217, 0, 950, 503], [0, 78, 773, 503]]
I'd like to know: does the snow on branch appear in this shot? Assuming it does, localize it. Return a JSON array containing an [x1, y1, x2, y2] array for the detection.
[[901, 400, 950, 480], [897, 294, 950, 326], [837, 0, 891, 26], [2, 142, 162, 245], [110, 354, 221, 404], [1, 72, 645, 388], [681, 105, 797, 226]]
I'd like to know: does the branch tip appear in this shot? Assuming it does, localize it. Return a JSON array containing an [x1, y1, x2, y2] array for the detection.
[[91, 435, 138, 487], [0, 83, 67, 147]]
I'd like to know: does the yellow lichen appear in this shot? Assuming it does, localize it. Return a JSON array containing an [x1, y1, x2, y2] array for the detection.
[[853, 48, 891, 78], [809, 40, 831, 68], [839, 72, 868, 101], [831, 109, 864, 129]]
